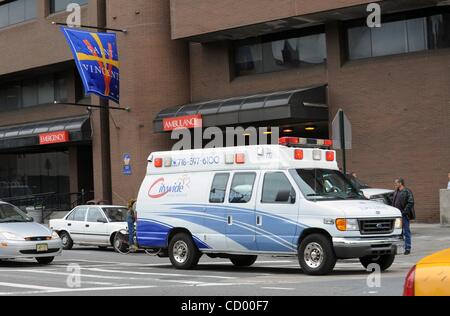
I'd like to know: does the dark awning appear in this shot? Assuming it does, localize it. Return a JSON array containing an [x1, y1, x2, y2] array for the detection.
[[154, 85, 328, 133], [0, 116, 91, 150]]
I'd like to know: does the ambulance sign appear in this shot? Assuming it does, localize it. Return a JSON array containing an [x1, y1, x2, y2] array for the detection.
[[163, 114, 202, 131]]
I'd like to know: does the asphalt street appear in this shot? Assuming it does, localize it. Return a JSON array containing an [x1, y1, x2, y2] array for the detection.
[[0, 224, 449, 296]]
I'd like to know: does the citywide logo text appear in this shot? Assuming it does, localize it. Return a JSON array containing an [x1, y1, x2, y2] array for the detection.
[[148, 175, 190, 199]]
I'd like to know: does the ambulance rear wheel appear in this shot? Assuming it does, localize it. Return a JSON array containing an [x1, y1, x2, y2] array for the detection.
[[230, 255, 257, 267], [298, 234, 336, 275], [169, 233, 201, 270]]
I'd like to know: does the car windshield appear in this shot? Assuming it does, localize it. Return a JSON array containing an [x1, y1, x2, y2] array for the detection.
[[292, 169, 366, 201], [103, 207, 128, 222], [346, 174, 370, 190], [0, 204, 30, 223]]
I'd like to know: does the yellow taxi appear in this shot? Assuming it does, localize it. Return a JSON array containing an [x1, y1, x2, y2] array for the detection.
[[404, 248, 450, 296]]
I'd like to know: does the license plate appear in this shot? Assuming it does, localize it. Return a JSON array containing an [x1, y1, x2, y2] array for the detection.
[[36, 244, 48, 253]]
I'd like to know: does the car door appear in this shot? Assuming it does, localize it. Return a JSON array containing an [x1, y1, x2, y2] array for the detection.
[[85, 207, 109, 245], [255, 171, 299, 253], [68, 206, 88, 243], [225, 172, 258, 252], [203, 173, 230, 251]]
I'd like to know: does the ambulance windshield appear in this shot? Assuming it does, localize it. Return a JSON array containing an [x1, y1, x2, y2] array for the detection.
[[293, 169, 366, 201]]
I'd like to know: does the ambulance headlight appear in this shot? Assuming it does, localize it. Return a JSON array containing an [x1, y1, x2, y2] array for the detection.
[[394, 218, 403, 229], [335, 219, 359, 231]]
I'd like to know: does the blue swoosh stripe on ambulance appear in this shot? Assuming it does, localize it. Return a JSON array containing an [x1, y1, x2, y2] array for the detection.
[[154, 211, 298, 251], [168, 203, 305, 228], [137, 218, 211, 249]]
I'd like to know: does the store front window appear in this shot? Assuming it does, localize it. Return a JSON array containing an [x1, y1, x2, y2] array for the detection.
[[0, 151, 70, 200]]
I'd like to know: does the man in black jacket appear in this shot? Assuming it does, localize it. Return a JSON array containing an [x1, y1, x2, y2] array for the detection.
[[391, 178, 415, 255]]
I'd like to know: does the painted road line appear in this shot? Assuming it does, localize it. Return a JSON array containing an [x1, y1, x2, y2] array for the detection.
[[261, 287, 295, 291], [0, 268, 208, 286], [0, 285, 160, 296], [82, 267, 237, 279], [0, 282, 62, 291]]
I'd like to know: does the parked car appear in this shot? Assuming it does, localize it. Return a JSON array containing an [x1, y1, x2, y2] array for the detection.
[[346, 174, 394, 204], [49, 205, 128, 250], [0, 201, 62, 264], [403, 248, 450, 296]]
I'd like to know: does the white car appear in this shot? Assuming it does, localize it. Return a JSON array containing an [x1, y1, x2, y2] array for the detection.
[[346, 174, 394, 204], [49, 205, 128, 250], [0, 201, 62, 264]]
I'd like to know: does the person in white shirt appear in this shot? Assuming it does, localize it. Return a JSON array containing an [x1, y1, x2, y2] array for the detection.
[[447, 173, 450, 189]]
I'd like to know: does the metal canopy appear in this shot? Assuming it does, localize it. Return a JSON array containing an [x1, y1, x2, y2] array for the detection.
[[154, 85, 328, 133], [0, 116, 91, 150]]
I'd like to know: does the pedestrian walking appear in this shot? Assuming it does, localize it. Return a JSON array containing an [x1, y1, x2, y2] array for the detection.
[[447, 173, 450, 189], [391, 178, 415, 255]]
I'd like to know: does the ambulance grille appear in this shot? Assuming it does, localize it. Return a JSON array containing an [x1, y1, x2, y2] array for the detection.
[[359, 219, 395, 235]]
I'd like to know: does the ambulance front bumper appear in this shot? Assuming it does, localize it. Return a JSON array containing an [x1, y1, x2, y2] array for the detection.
[[333, 235, 403, 259]]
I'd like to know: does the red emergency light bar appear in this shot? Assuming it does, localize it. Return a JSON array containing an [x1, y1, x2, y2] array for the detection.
[[279, 137, 333, 148]]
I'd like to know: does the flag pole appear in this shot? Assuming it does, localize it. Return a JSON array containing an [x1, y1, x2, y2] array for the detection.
[[53, 101, 130, 112], [51, 21, 127, 33]]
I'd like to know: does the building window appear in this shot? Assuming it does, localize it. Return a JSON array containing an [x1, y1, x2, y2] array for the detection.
[[234, 27, 327, 76], [50, 0, 88, 13], [347, 8, 450, 60], [0, 0, 37, 28], [0, 71, 70, 112]]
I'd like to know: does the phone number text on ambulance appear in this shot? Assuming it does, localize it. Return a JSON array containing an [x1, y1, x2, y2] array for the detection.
[[171, 156, 221, 167]]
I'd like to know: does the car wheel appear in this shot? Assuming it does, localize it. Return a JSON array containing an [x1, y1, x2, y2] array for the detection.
[[113, 231, 129, 254], [298, 234, 337, 275], [59, 231, 73, 250], [36, 257, 55, 265], [168, 233, 201, 270], [360, 254, 396, 271], [229, 255, 257, 267]]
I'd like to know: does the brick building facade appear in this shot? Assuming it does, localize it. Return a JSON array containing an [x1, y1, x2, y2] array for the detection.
[[0, 0, 449, 222]]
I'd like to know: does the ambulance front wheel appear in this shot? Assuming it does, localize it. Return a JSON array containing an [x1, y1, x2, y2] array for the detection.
[[229, 255, 258, 267], [298, 234, 337, 275], [169, 233, 201, 269]]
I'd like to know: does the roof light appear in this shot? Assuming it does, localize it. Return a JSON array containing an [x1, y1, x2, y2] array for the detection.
[[305, 126, 316, 131], [225, 153, 235, 164], [164, 157, 172, 167], [326, 151, 335, 161], [313, 150, 322, 161], [283, 129, 293, 133], [294, 149, 304, 160], [279, 137, 299, 145], [279, 137, 333, 148], [235, 153, 246, 164], [154, 158, 163, 168]]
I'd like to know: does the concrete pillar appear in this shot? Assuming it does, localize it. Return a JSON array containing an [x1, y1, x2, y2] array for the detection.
[[68, 146, 78, 205], [440, 190, 450, 227]]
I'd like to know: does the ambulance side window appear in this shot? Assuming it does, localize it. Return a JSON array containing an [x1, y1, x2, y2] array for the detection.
[[261, 172, 296, 204], [229, 172, 256, 204], [209, 173, 230, 203]]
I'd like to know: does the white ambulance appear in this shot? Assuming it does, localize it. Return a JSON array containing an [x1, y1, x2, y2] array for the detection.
[[136, 137, 403, 275]]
